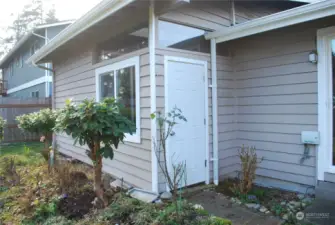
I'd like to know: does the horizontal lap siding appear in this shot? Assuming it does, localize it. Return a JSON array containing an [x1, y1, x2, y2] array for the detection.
[[216, 56, 238, 179], [232, 24, 318, 190], [160, 1, 288, 31], [54, 48, 152, 190]]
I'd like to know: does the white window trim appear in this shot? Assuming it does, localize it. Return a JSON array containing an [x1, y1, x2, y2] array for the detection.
[[95, 56, 141, 144], [317, 26, 335, 180]]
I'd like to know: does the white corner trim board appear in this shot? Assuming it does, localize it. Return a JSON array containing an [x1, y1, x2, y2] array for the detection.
[[206, 0, 335, 43], [7, 76, 52, 94], [149, 3, 158, 193]]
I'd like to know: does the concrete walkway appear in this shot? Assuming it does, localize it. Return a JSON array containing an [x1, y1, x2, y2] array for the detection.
[[303, 198, 335, 225], [188, 190, 282, 225]]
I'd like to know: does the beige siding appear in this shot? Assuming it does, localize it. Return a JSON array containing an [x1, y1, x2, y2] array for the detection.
[[155, 47, 232, 192], [223, 22, 324, 191], [54, 48, 152, 190], [160, 1, 290, 31]]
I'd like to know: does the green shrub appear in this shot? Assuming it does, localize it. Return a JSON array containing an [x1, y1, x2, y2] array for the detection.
[[55, 98, 135, 206], [0, 116, 6, 141]]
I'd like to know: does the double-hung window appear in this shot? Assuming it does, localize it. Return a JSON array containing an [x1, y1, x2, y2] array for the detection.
[[95, 56, 140, 143]]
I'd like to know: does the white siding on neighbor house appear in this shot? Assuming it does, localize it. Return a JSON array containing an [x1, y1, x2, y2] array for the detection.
[[222, 23, 322, 192], [54, 48, 152, 190], [155, 47, 232, 192]]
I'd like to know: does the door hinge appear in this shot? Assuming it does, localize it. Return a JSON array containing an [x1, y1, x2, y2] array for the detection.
[[205, 160, 207, 167], [203, 75, 205, 82], [204, 118, 206, 125]]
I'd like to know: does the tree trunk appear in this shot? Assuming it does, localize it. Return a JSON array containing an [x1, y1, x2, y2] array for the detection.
[[92, 141, 108, 207]]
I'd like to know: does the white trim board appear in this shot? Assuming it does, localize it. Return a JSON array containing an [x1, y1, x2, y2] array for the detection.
[[317, 26, 335, 181], [149, 3, 158, 193], [164, 56, 210, 190], [7, 76, 52, 94], [206, 0, 335, 43]]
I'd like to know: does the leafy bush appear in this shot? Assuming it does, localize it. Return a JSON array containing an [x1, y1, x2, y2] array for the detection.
[[16, 108, 58, 159], [42, 216, 73, 225], [55, 98, 135, 206], [31, 199, 59, 223], [0, 116, 6, 141]]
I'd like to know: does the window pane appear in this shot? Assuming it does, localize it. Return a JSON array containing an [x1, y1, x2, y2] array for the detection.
[[100, 71, 115, 99], [98, 24, 148, 62], [332, 39, 335, 166], [158, 20, 210, 53], [116, 66, 136, 124]]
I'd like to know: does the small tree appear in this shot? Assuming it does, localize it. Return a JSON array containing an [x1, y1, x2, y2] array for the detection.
[[151, 107, 187, 200], [16, 108, 57, 158], [55, 98, 135, 206]]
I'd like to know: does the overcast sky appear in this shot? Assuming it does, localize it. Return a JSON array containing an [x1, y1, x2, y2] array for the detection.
[[0, 0, 102, 30]]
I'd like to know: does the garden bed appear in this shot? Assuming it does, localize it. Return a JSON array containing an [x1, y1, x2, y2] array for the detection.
[[0, 143, 232, 225], [215, 178, 314, 224]]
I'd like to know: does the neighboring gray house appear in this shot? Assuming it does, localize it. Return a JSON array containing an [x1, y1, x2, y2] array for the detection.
[[0, 21, 73, 98], [27, 0, 335, 199]]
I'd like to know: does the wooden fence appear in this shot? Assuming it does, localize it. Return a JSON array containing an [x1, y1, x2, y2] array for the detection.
[[0, 97, 51, 143]]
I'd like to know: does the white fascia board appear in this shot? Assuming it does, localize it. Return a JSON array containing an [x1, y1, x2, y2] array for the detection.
[[205, 0, 335, 43], [35, 20, 75, 29], [7, 76, 51, 94], [27, 0, 136, 64]]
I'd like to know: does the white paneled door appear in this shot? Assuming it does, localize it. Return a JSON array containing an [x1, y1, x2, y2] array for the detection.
[[165, 56, 207, 187]]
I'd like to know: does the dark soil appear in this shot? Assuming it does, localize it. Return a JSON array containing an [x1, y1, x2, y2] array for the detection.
[[58, 190, 95, 220]]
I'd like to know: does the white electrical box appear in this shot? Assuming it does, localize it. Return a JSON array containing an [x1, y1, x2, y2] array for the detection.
[[301, 131, 320, 145]]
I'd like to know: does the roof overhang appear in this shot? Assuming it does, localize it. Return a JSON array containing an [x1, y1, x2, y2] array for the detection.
[[27, 0, 136, 65], [0, 20, 74, 68], [205, 0, 335, 43]]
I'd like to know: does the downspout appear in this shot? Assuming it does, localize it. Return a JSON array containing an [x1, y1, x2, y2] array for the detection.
[[32, 61, 56, 149], [230, 0, 236, 26], [210, 39, 219, 185], [32, 29, 51, 98]]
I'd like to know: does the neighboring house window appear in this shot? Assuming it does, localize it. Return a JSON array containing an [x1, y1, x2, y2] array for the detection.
[[158, 20, 210, 53], [9, 63, 13, 76], [31, 91, 39, 98], [30, 41, 42, 56], [97, 24, 148, 62], [95, 56, 140, 143], [15, 55, 23, 68]]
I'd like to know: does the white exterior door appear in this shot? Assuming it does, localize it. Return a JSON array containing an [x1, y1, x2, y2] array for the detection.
[[165, 56, 207, 187]]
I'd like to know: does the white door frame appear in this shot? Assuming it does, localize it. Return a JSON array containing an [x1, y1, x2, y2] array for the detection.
[[317, 26, 335, 180], [164, 56, 210, 189]]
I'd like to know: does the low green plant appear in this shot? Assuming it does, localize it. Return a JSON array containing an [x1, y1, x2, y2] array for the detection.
[[42, 216, 73, 225], [23, 145, 31, 156], [270, 202, 287, 216], [31, 198, 59, 223]]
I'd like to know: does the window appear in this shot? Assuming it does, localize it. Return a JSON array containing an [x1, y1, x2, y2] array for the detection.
[[30, 41, 42, 56], [15, 55, 23, 68], [95, 56, 140, 143], [8, 63, 13, 76], [31, 91, 39, 98], [97, 24, 148, 62], [158, 20, 210, 53]]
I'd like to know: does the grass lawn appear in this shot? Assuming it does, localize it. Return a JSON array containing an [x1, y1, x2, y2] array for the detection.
[[0, 142, 44, 155]]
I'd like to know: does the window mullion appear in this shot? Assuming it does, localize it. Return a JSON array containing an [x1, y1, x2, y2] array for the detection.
[[114, 69, 117, 99]]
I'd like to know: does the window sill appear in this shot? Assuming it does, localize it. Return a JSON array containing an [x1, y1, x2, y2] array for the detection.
[[124, 133, 141, 144]]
